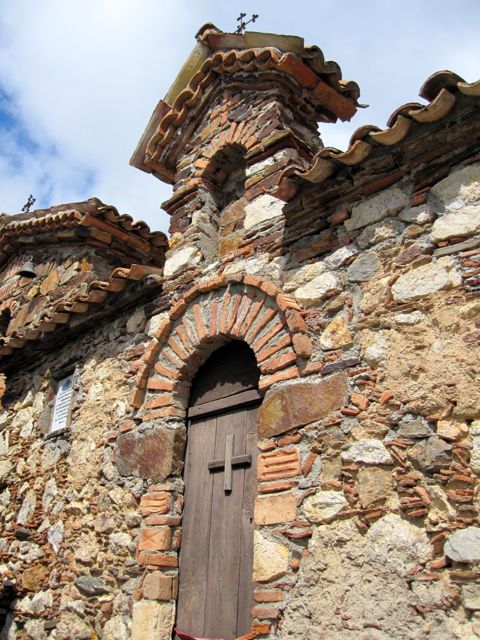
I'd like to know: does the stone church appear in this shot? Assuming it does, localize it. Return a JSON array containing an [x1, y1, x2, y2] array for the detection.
[[1, 22, 480, 640]]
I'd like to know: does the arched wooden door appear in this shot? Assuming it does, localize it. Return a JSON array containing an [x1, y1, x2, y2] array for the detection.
[[176, 341, 261, 640]]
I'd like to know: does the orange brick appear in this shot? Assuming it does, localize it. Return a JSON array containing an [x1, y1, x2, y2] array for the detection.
[[169, 299, 187, 320], [135, 366, 150, 389], [144, 515, 181, 526], [203, 275, 225, 291], [140, 492, 172, 515], [154, 318, 172, 341], [410, 191, 429, 207], [261, 351, 297, 375], [143, 394, 174, 410], [209, 298, 218, 336], [225, 293, 242, 334], [183, 284, 200, 303], [285, 310, 308, 334], [252, 320, 286, 353], [276, 292, 301, 312], [192, 304, 207, 340], [226, 121, 237, 143], [277, 433, 302, 446], [251, 622, 271, 635], [258, 481, 297, 494], [341, 406, 360, 416], [251, 606, 280, 620], [182, 315, 198, 345], [254, 494, 297, 525], [138, 527, 171, 552], [233, 120, 246, 142], [243, 275, 262, 288], [246, 307, 277, 342], [168, 335, 189, 361], [259, 366, 299, 391], [163, 348, 183, 369], [219, 290, 232, 333], [245, 135, 258, 150], [138, 553, 178, 568], [154, 362, 178, 378], [129, 387, 145, 409], [119, 420, 135, 433], [259, 280, 279, 298], [258, 448, 301, 481], [136, 363, 149, 386], [174, 325, 194, 354], [147, 378, 175, 391], [232, 294, 254, 334], [257, 334, 292, 363], [277, 54, 318, 87], [141, 407, 186, 421], [143, 339, 160, 364], [238, 296, 265, 338], [302, 451, 317, 477], [254, 590, 284, 603], [380, 390, 394, 405]]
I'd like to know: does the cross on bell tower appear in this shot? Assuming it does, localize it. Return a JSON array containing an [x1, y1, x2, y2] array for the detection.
[[234, 12, 259, 34]]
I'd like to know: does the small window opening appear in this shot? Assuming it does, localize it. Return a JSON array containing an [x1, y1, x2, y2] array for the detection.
[[0, 309, 11, 336], [211, 144, 246, 209]]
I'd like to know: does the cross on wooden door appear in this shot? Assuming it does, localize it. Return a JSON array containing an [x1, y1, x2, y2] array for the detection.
[[208, 434, 252, 491]]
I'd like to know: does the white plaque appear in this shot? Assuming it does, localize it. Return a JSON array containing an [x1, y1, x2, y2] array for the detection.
[[50, 374, 74, 432]]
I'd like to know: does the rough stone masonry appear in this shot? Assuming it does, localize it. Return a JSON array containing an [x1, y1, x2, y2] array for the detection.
[[1, 22, 480, 640]]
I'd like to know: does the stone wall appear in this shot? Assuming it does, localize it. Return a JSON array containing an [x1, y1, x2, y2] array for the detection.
[[0, 301, 169, 640], [124, 158, 480, 639]]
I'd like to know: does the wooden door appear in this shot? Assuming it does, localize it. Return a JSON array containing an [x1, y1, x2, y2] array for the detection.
[[176, 342, 260, 640]]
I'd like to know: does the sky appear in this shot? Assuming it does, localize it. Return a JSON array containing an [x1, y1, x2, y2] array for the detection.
[[0, 0, 479, 233]]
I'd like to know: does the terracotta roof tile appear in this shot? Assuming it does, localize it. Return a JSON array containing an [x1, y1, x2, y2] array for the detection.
[[131, 25, 360, 181], [0, 198, 168, 267], [0, 264, 163, 357], [282, 72, 480, 189]]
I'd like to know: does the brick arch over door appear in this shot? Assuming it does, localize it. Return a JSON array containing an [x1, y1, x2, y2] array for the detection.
[[130, 275, 312, 420]]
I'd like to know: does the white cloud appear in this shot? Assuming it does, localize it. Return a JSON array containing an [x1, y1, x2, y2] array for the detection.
[[0, 0, 478, 231]]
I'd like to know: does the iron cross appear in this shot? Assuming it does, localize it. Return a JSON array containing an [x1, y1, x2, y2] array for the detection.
[[208, 434, 252, 491], [235, 13, 259, 34]]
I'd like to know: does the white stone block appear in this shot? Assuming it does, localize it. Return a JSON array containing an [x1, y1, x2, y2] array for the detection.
[[430, 206, 480, 242], [391, 257, 461, 303], [132, 601, 175, 640], [345, 187, 407, 232], [244, 194, 284, 231]]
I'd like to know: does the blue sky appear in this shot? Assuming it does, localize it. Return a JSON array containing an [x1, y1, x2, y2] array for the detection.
[[0, 0, 479, 232]]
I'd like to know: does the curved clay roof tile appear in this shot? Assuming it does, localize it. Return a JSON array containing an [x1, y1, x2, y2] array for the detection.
[[283, 71, 479, 190], [386, 102, 423, 128], [458, 79, 480, 96], [420, 70, 465, 101], [349, 125, 382, 144]]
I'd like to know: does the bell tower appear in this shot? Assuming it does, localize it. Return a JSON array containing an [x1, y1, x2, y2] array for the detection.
[[131, 23, 360, 286]]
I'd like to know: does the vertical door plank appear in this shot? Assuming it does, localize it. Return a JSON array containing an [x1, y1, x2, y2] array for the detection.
[[204, 408, 245, 640], [237, 405, 258, 635], [176, 415, 216, 637]]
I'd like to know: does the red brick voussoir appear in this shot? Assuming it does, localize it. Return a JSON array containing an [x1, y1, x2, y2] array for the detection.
[[132, 275, 311, 416]]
